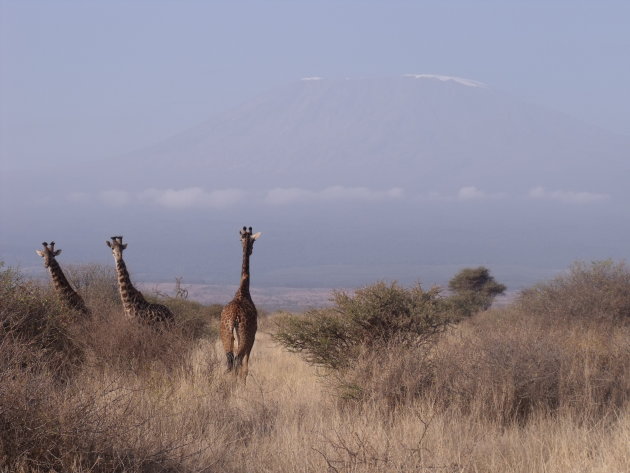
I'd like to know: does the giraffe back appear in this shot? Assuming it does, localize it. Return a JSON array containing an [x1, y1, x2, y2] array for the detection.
[[142, 302, 175, 324]]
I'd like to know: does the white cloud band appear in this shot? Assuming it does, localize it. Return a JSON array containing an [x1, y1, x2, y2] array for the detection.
[[71, 186, 404, 209], [265, 186, 403, 205], [138, 187, 245, 208], [69, 185, 612, 209], [528, 186, 610, 204]]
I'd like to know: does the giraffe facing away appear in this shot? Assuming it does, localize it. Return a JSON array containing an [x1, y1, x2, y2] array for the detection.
[[36, 241, 90, 316], [220, 226, 261, 382], [106, 236, 174, 324]]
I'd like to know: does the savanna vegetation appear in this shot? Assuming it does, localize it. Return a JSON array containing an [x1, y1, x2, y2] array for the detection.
[[1, 260, 629, 472]]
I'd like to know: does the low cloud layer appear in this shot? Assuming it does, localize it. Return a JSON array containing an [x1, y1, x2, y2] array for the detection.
[[66, 185, 612, 209], [265, 186, 404, 205], [139, 187, 246, 208], [424, 186, 505, 202], [456, 186, 505, 201], [68, 186, 403, 209], [99, 190, 131, 207], [528, 187, 610, 204]]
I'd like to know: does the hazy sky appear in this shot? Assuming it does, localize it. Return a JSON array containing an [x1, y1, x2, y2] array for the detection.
[[1, 0, 629, 170]]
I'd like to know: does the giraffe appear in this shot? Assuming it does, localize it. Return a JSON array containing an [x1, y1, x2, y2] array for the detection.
[[106, 236, 174, 324], [220, 226, 261, 382], [36, 241, 90, 316]]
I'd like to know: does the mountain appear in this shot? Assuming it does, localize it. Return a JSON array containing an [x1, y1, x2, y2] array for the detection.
[[106, 75, 629, 194], [3, 75, 629, 293]]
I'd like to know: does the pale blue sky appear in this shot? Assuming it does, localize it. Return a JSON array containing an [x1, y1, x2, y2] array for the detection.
[[1, 0, 629, 168]]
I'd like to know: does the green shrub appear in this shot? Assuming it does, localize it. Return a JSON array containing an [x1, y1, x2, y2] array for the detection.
[[448, 266, 506, 318], [273, 282, 452, 372], [159, 297, 221, 341]]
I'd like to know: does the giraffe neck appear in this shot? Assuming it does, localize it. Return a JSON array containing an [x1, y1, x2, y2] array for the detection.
[[115, 257, 147, 313], [237, 248, 251, 299], [48, 258, 79, 301]]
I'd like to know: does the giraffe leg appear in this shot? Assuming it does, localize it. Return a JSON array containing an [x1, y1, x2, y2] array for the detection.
[[234, 329, 241, 353], [226, 350, 235, 372], [239, 353, 250, 383], [226, 330, 236, 372], [232, 329, 242, 375], [235, 333, 255, 383], [220, 319, 236, 372]]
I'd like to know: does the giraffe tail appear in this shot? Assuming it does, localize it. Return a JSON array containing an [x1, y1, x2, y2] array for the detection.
[[225, 351, 235, 372]]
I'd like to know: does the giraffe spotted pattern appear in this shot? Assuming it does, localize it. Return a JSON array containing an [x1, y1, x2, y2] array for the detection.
[[220, 226, 261, 382], [36, 241, 90, 316], [107, 236, 174, 325]]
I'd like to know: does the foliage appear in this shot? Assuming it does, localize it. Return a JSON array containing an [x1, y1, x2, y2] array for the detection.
[[63, 263, 120, 313], [517, 260, 630, 323], [272, 282, 452, 371], [160, 297, 222, 341], [448, 266, 506, 318], [428, 305, 630, 424], [0, 263, 220, 379], [0, 262, 84, 380], [0, 264, 228, 472], [320, 267, 630, 416]]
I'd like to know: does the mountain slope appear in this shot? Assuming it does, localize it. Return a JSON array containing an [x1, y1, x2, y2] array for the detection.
[[111, 75, 628, 195]]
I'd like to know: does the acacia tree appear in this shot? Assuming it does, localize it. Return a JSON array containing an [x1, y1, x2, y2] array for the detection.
[[273, 281, 452, 371], [448, 266, 506, 317]]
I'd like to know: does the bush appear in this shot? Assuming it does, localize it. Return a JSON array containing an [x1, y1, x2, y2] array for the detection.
[[273, 267, 630, 419], [427, 308, 630, 424], [517, 260, 630, 323], [0, 263, 84, 380], [64, 263, 119, 309], [0, 344, 223, 473], [273, 282, 452, 372], [338, 303, 630, 420], [420, 261, 630, 423], [0, 263, 219, 380], [448, 266, 506, 318], [0, 263, 224, 471], [334, 337, 434, 406], [151, 297, 221, 343]]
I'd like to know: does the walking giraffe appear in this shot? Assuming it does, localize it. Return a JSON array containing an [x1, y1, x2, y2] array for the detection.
[[220, 226, 261, 382], [36, 241, 90, 316], [106, 236, 174, 324]]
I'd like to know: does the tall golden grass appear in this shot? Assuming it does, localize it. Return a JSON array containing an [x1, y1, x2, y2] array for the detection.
[[1, 262, 629, 472]]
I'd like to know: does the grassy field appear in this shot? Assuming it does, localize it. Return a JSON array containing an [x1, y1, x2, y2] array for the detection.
[[1, 262, 629, 472]]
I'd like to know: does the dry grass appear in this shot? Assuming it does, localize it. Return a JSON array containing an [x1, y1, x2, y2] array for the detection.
[[1, 263, 629, 472], [426, 308, 630, 423], [3, 329, 628, 473]]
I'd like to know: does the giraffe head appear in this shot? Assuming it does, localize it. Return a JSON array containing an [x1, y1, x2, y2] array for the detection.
[[240, 226, 261, 256], [106, 236, 127, 260], [35, 241, 62, 268]]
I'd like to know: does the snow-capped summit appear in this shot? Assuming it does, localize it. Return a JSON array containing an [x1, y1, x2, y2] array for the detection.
[[403, 74, 486, 88]]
